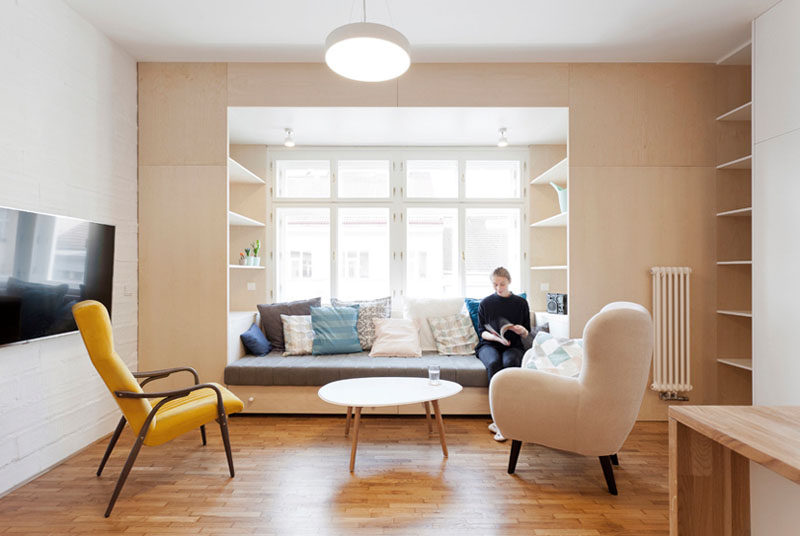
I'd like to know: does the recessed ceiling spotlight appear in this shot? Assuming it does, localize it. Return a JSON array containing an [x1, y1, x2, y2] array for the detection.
[[284, 128, 295, 148], [497, 128, 509, 148], [325, 0, 410, 82]]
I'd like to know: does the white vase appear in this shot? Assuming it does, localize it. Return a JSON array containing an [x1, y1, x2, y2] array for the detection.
[[250, 256, 260, 267]]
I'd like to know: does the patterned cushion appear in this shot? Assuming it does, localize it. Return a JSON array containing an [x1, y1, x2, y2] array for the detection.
[[427, 313, 479, 355], [521, 331, 583, 377], [281, 315, 314, 356], [311, 306, 362, 355], [331, 296, 391, 350]]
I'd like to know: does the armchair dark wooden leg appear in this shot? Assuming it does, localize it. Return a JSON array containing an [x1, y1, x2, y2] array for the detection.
[[217, 413, 235, 477], [97, 416, 127, 477], [599, 455, 618, 495], [105, 433, 145, 517], [508, 440, 522, 474], [200, 425, 207, 446], [610, 453, 619, 466]]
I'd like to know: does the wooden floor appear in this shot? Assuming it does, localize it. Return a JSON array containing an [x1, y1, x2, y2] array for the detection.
[[0, 416, 668, 535]]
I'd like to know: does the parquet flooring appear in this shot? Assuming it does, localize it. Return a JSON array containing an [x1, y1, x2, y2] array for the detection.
[[0, 416, 669, 535]]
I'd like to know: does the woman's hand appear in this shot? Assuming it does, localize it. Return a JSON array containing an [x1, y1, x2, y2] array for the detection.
[[482, 331, 511, 346], [509, 324, 529, 338]]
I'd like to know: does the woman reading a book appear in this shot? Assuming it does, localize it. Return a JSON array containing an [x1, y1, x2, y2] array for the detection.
[[477, 267, 530, 441]]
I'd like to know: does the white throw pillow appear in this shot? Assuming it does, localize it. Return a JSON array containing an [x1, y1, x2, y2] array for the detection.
[[369, 318, 422, 357], [403, 297, 465, 351], [281, 314, 314, 356]]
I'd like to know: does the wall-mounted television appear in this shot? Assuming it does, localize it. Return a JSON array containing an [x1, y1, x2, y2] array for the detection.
[[0, 206, 115, 345]]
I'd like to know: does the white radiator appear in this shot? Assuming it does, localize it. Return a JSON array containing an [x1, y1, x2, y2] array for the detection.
[[650, 266, 692, 395]]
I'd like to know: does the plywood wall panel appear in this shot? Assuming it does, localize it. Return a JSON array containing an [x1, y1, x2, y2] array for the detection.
[[227, 63, 397, 107], [138, 63, 228, 166], [397, 63, 569, 107], [715, 65, 751, 117], [569, 63, 716, 167]]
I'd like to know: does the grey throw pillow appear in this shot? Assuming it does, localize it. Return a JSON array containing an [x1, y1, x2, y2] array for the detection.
[[257, 297, 321, 350], [331, 296, 391, 350]]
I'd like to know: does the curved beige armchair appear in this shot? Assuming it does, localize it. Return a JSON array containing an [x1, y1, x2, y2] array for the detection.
[[490, 302, 654, 494]]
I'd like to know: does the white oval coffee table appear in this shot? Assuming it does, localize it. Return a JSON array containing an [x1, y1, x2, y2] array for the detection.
[[318, 377, 463, 471]]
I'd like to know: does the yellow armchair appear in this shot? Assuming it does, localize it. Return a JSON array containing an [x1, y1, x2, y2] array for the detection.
[[72, 300, 244, 517]]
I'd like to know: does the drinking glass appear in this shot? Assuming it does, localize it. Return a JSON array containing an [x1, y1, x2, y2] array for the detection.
[[428, 365, 441, 385]]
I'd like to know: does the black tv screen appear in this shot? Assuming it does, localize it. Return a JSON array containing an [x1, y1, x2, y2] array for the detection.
[[0, 207, 115, 345]]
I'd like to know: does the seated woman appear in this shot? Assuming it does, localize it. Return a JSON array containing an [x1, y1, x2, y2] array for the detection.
[[476, 266, 530, 442]]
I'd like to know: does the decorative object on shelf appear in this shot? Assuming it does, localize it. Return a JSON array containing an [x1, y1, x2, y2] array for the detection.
[[550, 182, 568, 213], [248, 240, 261, 266], [546, 292, 567, 315], [324, 0, 410, 82], [239, 252, 246, 265]]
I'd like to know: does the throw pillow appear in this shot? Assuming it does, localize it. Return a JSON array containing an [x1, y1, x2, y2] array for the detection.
[[258, 297, 321, 350], [369, 318, 422, 357], [521, 331, 583, 378], [464, 292, 528, 337], [240, 323, 272, 356], [427, 313, 479, 355], [331, 296, 391, 350], [281, 315, 314, 356], [403, 297, 465, 351], [311, 305, 362, 355]]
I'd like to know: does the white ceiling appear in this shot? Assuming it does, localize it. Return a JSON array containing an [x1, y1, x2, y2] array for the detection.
[[64, 0, 772, 63], [228, 107, 568, 146]]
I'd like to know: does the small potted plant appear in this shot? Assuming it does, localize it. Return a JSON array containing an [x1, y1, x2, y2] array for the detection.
[[250, 240, 261, 266]]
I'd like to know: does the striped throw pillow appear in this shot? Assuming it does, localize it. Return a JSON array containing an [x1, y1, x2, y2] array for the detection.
[[311, 306, 362, 355], [281, 315, 314, 356], [427, 313, 479, 355]]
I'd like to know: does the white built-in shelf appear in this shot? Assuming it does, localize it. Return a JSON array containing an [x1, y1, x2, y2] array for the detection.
[[717, 309, 752, 318], [717, 260, 752, 265], [530, 212, 567, 228], [229, 265, 265, 270], [717, 102, 752, 122], [717, 207, 752, 217], [717, 155, 752, 170], [228, 211, 265, 227], [717, 358, 753, 372], [530, 157, 568, 186], [530, 265, 568, 271], [717, 40, 752, 66], [228, 157, 266, 185]]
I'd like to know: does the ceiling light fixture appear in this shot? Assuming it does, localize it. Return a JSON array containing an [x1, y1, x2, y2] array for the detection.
[[284, 128, 295, 148], [325, 0, 410, 82], [497, 128, 509, 148]]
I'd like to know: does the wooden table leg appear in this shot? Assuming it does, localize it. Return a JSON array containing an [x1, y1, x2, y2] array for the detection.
[[349, 407, 362, 472], [423, 402, 433, 435], [431, 400, 448, 458], [345, 406, 352, 437]]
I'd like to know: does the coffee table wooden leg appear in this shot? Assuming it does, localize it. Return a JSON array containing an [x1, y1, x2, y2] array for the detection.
[[349, 407, 362, 472], [423, 402, 433, 435], [431, 400, 448, 457], [345, 406, 353, 437]]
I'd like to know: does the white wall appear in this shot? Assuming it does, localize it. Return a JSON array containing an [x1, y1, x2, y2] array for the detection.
[[751, 0, 800, 532], [0, 0, 137, 495]]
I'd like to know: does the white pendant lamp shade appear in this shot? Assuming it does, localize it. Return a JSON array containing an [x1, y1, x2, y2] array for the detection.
[[325, 22, 410, 82]]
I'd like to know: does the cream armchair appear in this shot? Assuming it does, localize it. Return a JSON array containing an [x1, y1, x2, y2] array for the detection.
[[490, 302, 654, 494]]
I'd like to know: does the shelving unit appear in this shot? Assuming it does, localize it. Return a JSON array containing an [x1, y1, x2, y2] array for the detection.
[[715, 40, 753, 405], [229, 157, 266, 184], [229, 210, 265, 227], [230, 265, 266, 270], [528, 145, 569, 334]]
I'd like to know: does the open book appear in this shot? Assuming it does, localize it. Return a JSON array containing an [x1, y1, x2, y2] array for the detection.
[[484, 318, 515, 345]]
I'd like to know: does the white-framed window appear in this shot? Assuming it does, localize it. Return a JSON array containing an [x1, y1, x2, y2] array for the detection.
[[269, 147, 528, 303]]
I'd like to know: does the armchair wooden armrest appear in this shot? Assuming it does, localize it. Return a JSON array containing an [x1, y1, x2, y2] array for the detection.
[[131, 366, 200, 387]]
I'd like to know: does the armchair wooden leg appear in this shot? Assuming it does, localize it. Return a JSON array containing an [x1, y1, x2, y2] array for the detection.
[[200, 425, 207, 446], [105, 433, 145, 517], [599, 455, 618, 495], [217, 414, 235, 477], [508, 440, 522, 474], [97, 416, 126, 477], [610, 453, 619, 466]]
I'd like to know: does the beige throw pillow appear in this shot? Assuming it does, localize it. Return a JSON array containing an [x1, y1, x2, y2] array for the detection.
[[281, 314, 314, 356], [369, 318, 422, 357], [403, 297, 466, 351]]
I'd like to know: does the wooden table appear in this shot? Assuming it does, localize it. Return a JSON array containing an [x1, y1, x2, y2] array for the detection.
[[318, 377, 463, 471], [669, 406, 800, 536]]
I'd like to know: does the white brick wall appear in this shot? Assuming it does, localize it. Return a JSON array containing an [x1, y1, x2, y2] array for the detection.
[[0, 0, 137, 495]]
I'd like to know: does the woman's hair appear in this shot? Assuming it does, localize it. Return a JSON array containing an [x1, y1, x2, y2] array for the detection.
[[491, 266, 511, 281]]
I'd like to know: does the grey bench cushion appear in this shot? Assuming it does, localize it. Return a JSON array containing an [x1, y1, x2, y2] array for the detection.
[[224, 350, 489, 388]]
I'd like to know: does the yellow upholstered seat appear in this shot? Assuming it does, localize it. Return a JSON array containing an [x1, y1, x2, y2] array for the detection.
[[72, 300, 244, 516]]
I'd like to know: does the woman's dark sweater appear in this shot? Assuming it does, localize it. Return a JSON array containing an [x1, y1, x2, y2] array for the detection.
[[476, 293, 531, 351]]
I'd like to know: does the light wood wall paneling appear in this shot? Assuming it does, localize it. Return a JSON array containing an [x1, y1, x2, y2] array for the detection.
[[397, 63, 569, 107], [139, 166, 228, 387], [529, 227, 567, 266], [229, 268, 267, 312], [568, 63, 716, 167], [229, 144, 269, 178], [717, 314, 752, 360], [717, 217, 752, 261], [529, 270, 568, 312], [717, 364, 754, 405], [529, 145, 568, 179], [530, 184, 563, 222], [715, 65, 752, 117], [227, 63, 398, 107], [716, 264, 752, 311], [716, 169, 752, 212], [717, 121, 752, 167], [138, 63, 228, 166]]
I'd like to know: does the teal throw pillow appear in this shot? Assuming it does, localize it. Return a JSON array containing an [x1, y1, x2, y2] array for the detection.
[[311, 305, 362, 355]]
